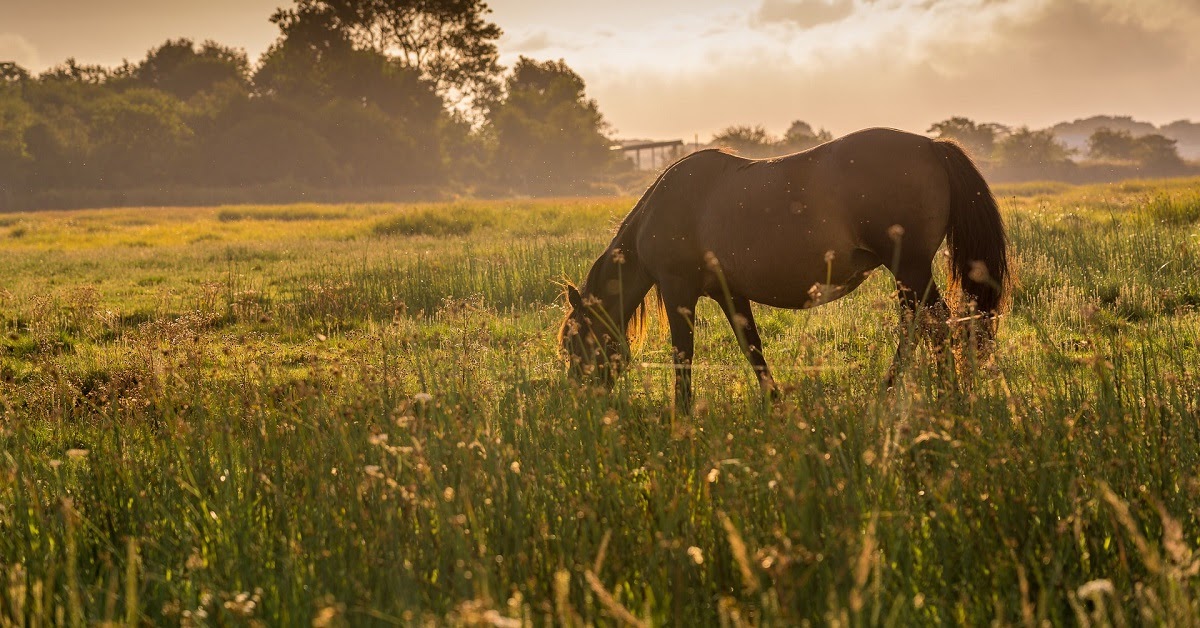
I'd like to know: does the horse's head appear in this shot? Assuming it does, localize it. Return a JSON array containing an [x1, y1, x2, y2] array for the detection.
[[558, 285, 627, 388]]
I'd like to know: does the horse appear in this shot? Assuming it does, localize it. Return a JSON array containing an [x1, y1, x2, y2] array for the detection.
[[558, 127, 1008, 410]]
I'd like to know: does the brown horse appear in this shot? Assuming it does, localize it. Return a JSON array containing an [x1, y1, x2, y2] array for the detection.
[[559, 127, 1008, 410]]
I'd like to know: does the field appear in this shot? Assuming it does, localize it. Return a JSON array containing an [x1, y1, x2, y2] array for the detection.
[[2, 179, 1200, 625]]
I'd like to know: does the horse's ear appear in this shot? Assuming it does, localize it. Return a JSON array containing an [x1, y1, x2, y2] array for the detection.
[[567, 286, 585, 311]]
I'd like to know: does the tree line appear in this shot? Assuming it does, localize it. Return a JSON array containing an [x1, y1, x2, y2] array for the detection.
[[707, 117, 1195, 183], [927, 117, 1193, 182], [0, 0, 625, 210], [3, 0, 1196, 211]]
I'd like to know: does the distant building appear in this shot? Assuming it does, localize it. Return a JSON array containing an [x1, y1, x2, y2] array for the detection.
[[613, 139, 686, 170]]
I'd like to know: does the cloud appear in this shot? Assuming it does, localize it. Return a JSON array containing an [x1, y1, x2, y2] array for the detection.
[[981, 0, 1196, 73], [507, 31, 556, 54], [583, 0, 1200, 138], [756, 0, 856, 28], [0, 33, 41, 69]]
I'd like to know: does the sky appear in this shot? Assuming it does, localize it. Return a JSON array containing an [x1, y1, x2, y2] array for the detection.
[[2, 0, 1198, 140]]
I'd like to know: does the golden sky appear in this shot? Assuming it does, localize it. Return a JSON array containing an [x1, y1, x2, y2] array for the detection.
[[2, 0, 1198, 139]]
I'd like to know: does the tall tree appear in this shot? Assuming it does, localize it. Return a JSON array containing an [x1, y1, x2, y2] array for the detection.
[[135, 39, 250, 100], [271, 0, 502, 113], [256, 10, 449, 185], [490, 57, 616, 193]]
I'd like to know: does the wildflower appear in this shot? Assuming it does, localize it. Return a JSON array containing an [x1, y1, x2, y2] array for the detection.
[[510, 461, 521, 474], [687, 546, 704, 565], [704, 251, 721, 272], [706, 468, 720, 483]]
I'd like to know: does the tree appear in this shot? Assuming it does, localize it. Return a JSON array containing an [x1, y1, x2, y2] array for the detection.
[[197, 106, 342, 186], [255, 14, 449, 185], [0, 93, 34, 162], [256, 9, 357, 100], [135, 39, 250, 100], [1088, 127, 1137, 161], [780, 119, 832, 152], [1086, 128, 1183, 170], [490, 57, 617, 193], [1, 62, 30, 86], [0, 92, 35, 208], [928, 117, 1006, 159], [89, 89, 194, 186], [272, 0, 503, 113], [39, 59, 114, 85], [928, 117, 1008, 160], [712, 125, 774, 156], [1131, 134, 1184, 169], [994, 127, 1071, 169]]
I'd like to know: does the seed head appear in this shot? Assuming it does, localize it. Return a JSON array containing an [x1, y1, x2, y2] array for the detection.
[[968, 261, 989, 283]]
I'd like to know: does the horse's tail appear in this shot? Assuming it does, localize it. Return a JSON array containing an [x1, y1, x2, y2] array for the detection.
[[933, 139, 1009, 333]]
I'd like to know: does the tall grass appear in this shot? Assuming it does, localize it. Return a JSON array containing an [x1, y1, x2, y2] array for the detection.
[[1, 183, 1199, 624]]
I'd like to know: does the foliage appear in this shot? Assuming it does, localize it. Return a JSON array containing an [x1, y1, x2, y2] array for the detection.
[[712, 124, 772, 155], [927, 116, 1008, 160], [994, 126, 1073, 168], [134, 39, 250, 100], [0, 62, 30, 85], [712, 121, 832, 158], [1131, 134, 1186, 169], [1088, 127, 1139, 161], [0, 5, 630, 208], [490, 57, 620, 194], [271, 0, 503, 114], [2, 182, 1200, 623], [781, 119, 832, 152]]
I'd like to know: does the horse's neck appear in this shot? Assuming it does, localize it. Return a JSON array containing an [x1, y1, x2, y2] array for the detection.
[[584, 243, 652, 329]]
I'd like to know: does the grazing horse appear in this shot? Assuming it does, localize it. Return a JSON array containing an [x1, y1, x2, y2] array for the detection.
[[558, 127, 1008, 410]]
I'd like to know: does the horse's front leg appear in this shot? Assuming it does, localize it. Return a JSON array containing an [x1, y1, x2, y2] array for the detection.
[[659, 279, 700, 413], [715, 294, 778, 399]]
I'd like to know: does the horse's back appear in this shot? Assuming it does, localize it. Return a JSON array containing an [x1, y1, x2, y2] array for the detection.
[[632, 129, 955, 308]]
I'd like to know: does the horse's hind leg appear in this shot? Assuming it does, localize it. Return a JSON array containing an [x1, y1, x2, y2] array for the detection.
[[715, 295, 778, 399], [657, 277, 701, 413], [885, 262, 950, 388]]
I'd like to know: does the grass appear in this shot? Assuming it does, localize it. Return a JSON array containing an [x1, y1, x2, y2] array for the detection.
[[1, 180, 1199, 625]]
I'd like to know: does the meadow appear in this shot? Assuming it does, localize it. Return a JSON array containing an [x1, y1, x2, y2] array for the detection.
[[1, 179, 1199, 625]]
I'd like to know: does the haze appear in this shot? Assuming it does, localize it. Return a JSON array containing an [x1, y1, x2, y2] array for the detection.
[[2, 0, 1197, 139]]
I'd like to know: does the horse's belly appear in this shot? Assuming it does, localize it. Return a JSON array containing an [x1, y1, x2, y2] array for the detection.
[[713, 241, 880, 310]]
